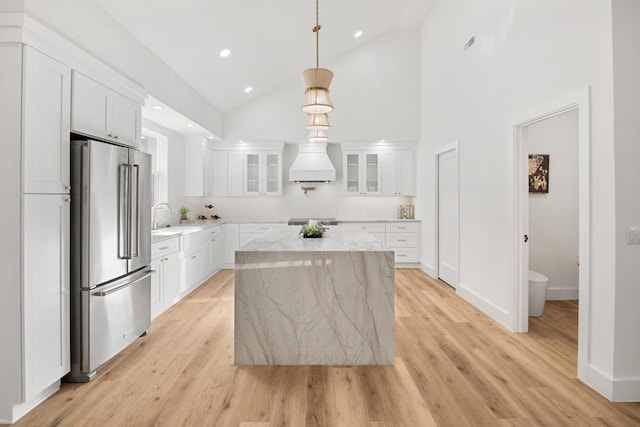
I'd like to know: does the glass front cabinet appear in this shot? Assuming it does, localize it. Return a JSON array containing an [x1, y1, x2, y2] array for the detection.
[[343, 151, 381, 196], [243, 151, 282, 196]]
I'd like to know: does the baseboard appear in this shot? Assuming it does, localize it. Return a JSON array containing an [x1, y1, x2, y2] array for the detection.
[[420, 262, 435, 278], [582, 365, 640, 401], [546, 287, 579, 300], [1, 381, 60, 424], [456, 284, 511, 330]]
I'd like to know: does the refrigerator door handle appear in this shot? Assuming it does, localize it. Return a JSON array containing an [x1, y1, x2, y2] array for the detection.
[[118, 164, 131, 259], [130, 164, 140, 258], [92, 271, 153, 297]]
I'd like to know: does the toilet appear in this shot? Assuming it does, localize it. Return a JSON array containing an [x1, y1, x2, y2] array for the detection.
[[528, 270, 549, 317]]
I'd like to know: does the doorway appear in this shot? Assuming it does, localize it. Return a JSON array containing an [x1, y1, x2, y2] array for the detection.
[[511, 87, 591, 380], [435, 141, 459, 288]]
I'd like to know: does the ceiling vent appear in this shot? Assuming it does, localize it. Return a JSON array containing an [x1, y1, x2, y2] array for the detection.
[[288, 142, 336, 183]]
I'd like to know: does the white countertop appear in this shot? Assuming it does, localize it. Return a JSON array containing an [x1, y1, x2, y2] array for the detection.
[[237, 225, 387, 252], [151, 220, 224, 244]]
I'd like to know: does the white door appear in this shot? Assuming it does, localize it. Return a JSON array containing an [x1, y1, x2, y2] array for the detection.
[[437, 147, 459, 287]]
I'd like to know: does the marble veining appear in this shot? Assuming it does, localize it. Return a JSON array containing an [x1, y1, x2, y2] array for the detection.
[[235, 226, 394, 366]]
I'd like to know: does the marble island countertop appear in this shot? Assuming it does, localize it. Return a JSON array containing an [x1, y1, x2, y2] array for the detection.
[[238, 225, 385, 252]]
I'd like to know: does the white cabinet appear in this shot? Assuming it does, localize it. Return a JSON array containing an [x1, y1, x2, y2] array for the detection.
[[381, 151, 415, 196], [349, 221, 420, 265], [0, 45, 72, 417], [181, 251, 204, 293], [203, 226, 225, 275], [151, 238, 180, 319], [22, 47, 71, 194], [224, 223, 240, 266], [385, 222, 420, 264], [71, 71, 140, 147], [22, 194, 70, 400], [343, 151, 381, 196], [211, 151, 244, 197], [203, 148, 215, 197], [244, 151, 282, 196]]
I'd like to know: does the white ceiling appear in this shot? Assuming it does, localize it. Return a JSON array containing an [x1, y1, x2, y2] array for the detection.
[[96, 0, 434, 119]]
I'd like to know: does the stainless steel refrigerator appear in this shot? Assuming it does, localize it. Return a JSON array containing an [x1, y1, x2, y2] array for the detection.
[[67, 138, 152, 382]]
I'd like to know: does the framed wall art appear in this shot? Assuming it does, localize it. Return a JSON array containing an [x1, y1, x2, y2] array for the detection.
[[528, 154, 549, 193]]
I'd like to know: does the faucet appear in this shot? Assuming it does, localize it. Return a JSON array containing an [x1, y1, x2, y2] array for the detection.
[[152, 202, 173, 230]]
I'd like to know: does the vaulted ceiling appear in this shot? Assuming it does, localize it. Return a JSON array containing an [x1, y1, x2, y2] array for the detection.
[[96, 0, 434, 115]]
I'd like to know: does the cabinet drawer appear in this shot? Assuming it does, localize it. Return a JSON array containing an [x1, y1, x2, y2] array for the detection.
[[349, 222, 386, 233], [393, 248, 418, 263], [386, 222, 419, 233], [239, 223, 284, 233], [386, 233, 418, 248], [152, 237, 179, 259]]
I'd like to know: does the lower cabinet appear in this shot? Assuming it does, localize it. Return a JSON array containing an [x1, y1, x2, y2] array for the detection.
[[150, 249, 179, 319], [348, 221, 420, 265], [180, 249, 204, 294], [22, 194, 70, 401]]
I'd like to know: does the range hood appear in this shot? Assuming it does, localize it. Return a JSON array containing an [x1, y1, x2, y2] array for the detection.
[[289, 142, 336, 182]]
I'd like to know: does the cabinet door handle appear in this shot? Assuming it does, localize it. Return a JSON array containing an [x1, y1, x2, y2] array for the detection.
[[64, 197, 71, 203], [159, 246, 169, 250], [64, 184, 71, 191], [191, 255, 197, 259], [397, 239, 407, 242], [397, 227, 407, 230]]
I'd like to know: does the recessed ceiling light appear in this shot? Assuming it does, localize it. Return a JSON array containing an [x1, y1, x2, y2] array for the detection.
[[354, 31, 363, 38], [219, 49, 231, 58], [186, 123, 195, 128], [207, 136, 215, 140], [244, 86, 253, 93], [141, 136, 147, 140], [152, 104, 164, 110]]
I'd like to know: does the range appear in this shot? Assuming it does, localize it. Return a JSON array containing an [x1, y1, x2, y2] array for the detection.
[[287, 218, 338, 226]]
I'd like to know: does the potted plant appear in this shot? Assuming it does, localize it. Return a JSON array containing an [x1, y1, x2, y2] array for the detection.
[[179, 206, 190, 221], [299, 219, 326, 238]]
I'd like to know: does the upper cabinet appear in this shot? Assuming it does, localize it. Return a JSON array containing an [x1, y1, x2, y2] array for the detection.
[[244, 151, 282, 196], [381, 151, 415, 196], [22, 47, 71, 194], [342, 142, 416, 197], [207, 142, 284, 197], [71, 71, 140, 147], [343, 151, 381, 196]]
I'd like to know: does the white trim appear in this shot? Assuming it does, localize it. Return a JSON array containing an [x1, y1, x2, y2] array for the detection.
[[1, 381, 60, 424], [457, 284, 511, 327], [546, 288, 579, 300], [582, 367, 640, 402], [420, 261, 436, 278], [509, 87, 591, 381], [0, 12, 145, 104], [211, 141, 285, 151], [433, 141, 460, 287]]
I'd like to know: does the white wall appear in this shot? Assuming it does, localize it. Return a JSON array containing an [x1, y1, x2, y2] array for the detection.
[[612, 0, 640, 398], [183, 143, 410, 222], [224, 29, 420, 142], [18, 0, 223, 136], [418, 0, 619, 398], [526, 110, 579, 300]]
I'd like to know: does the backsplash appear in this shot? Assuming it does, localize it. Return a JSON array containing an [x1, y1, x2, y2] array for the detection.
[[184, 182, 412, 222]]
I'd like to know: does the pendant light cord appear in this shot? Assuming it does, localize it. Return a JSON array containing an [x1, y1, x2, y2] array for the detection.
[[314, 0, 320, 68]]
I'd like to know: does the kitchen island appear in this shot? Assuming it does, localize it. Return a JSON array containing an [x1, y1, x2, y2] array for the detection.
[[234, 225, 394, 365]]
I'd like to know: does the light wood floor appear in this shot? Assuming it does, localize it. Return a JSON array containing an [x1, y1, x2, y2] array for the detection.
[[13, 269, 640, 426]]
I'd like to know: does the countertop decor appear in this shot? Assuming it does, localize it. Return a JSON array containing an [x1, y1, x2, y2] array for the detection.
[[299, 219, 326, 238]]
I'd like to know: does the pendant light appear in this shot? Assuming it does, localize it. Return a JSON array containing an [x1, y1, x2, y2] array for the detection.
[[302, 0, 334, 114], [306, 113, 330, 130], [308, 129, 328, 142]]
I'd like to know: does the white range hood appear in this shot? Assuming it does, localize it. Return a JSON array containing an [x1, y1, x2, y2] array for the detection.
[[288, 142, 336, 182]]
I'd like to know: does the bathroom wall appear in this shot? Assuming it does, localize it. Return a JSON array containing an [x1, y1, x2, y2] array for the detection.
[[525, 109, 579, 300], [183, 143, 412, 222]]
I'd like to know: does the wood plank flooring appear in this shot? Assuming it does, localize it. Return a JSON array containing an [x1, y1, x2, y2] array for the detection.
[[12, 269, 640, 426]]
